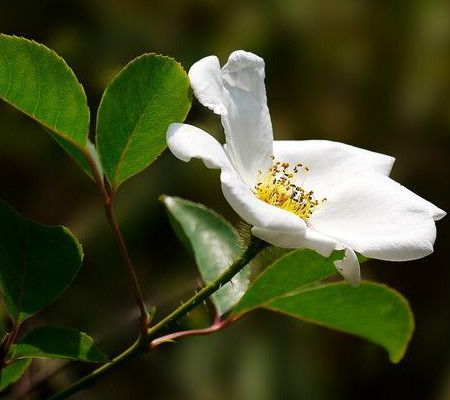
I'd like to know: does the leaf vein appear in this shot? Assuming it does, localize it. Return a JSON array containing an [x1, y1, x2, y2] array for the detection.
[[30, 49, 42, 117], [0, 47, 12, 98], [111, 90, 166, 184]]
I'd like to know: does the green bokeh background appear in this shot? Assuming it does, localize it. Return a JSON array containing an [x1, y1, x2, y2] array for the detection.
[[0, 0, 449, 399]]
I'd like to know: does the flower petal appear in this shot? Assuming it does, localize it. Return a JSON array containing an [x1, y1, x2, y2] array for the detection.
[[166, 123, 233, 171], [251, 226, 361, 286], [333, 246, 361, 287], [251, 226, 336, 256], [220, 170, 306, 233], [310, 172, 446, 261], [273, 140, 396, 198], [189, 51, 273, 186], [188, 56, 228, 116], [167, 123, 306, 234]]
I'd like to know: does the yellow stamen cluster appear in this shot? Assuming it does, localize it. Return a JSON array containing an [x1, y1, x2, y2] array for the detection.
[[254, 159, 326, 219]]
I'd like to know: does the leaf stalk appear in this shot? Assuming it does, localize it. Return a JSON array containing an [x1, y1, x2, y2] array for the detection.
[[82, 148, 149, 335]]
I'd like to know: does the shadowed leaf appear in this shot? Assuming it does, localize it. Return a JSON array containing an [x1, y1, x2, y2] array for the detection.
[[10, 326, 107, 363], [0, 34, 96, 178], [0, 200, 83, 323], [0, 359, 31, 391], [162, 196, 249, 315]]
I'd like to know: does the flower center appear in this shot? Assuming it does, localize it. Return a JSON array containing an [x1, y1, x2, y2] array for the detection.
[[253, 159, 326, 219]]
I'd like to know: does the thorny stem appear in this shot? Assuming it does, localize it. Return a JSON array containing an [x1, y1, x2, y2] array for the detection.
[[82, 149, 149, 334], [146, 236, 268, 339], [45, 236, 269, 400], [45, 337, 143, 400]]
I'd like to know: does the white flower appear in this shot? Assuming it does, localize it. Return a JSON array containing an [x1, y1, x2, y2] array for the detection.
[[166, 50, 445, 286]]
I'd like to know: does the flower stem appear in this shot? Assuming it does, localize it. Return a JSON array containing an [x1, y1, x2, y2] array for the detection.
[[147, 236, 268, 339], [82, 149, 149, 334], [45, 236, 269, 400]]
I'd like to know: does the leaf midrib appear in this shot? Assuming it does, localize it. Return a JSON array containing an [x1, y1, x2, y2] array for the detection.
[[110, 81, 174, 185]]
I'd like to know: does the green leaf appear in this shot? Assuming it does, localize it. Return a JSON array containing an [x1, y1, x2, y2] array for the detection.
[[233, 249, 343, 316], [0, 35, 89, 145], [266, 282, 414, 363], [0, 200, 83, 323], [97, 54, 191, 189], [162, 196, 249, 315], [0, 34, 94, 177], [10, 326, 107, 363], [0, 359, 31, 391]]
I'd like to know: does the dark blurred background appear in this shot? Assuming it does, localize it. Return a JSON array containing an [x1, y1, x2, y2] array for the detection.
[[1, 0, 449, 399]]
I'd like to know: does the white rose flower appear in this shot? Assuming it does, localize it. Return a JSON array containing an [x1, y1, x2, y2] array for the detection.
[[167, 50, 445, 286]]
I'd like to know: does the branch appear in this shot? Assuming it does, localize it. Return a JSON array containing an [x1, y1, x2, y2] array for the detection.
[[82, 148, 149, 334], [146, 236, 268, 339], [45, 236, 269, 400]]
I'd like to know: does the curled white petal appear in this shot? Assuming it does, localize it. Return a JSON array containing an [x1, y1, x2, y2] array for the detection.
[[333, 246, 361, 287], [188, 56, 228, 116], [311, 172, 445, 261], [166, 123, 232, 171], [273, 140, 395, 198], [189, 51, 273, 186]]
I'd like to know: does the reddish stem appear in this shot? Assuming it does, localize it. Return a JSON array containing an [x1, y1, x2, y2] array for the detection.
[[149, 315, 235, 350], [82, 148, 149, 334]]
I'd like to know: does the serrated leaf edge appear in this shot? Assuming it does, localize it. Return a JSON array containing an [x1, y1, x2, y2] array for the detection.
[[160, 195, 242, 246], [96, 54, 192, 189], [0, 34, 90, 148]]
